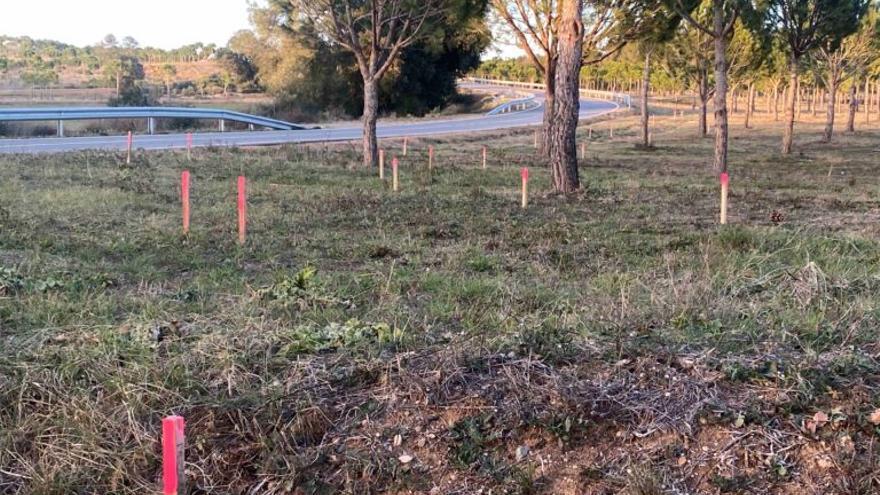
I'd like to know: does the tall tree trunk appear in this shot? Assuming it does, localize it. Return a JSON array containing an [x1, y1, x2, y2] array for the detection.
[[812, 86, 819, 116], [699, 69, 709, 137], [549, 0, 584, 194], [846, 82, 857, 133], [541, 61, 557, 158], [773, 84, 780, 121], [823, 79, 837, 142], [712, 1, 729, 173], [782, 60, 798, 154], [640, 49, 652, 148], [362, 78, 379, 168], [744, 82, 755, 128]]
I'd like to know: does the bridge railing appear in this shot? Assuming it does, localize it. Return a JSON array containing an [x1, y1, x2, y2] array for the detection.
[[462, 77, 632, 109]]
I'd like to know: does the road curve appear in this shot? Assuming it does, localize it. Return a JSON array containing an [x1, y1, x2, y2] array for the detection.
[[0, 88, 618, 154]]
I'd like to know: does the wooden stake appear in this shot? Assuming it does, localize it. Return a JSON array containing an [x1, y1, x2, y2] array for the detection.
[[533, 130, 538, 149], [181, 170, 190, 235], [482, 146, 487, 170], [521, 167, 529, 209], [186, 133, 193, 161], [428, 145, 434, 170], [580, 142, 586, 158], [237, 176, 246, 245], [720, 172, 729, 225], [392, 157, 399, 192], [126, 131, 133, 164], [379, 149, 385, 180], [589, 127, 593, 139], [610, 126, 614, 139], [162, 416, 185, 495], [403, 137, 408, 156]]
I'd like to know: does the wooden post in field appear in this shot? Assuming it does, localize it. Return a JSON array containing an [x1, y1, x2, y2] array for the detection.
[[580, 142, 586, 158], [403, 137, 408, 156], [533, 130, 538, 149], [520, 167, 529, 209], [126, 131, 133, 164], [379, 149, 385, 180], [237, 176, 246, 245], [181, 171, 190, 235], [589, 127, 593, 139], [162, 416, 185, 495], [720, 172, 729, 225], [392, 157, 399, 192], [186, 133, 193, 161], [482, 146, 487, 170], [609, 126, 614, 139], [428, 145, 434, 170]]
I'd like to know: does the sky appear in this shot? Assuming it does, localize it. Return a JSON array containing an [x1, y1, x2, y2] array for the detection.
[[0, 0, 252, 49]]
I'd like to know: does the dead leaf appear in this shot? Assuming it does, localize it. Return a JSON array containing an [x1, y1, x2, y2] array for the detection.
[[869, 409, 880, 426]]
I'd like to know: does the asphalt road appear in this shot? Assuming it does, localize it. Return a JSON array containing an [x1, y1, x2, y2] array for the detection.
[[0, 88, 618, 154]]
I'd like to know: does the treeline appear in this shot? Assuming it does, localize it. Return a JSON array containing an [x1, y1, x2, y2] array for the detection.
[[0, 35, 258, 100], [477, 41, 880, 104], [228, 0, 490, 120]]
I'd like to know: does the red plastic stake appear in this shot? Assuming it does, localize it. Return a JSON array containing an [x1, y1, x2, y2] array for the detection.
[[720, 172, 729, 225], [162, 416, 185, 495], [237, 176, 247, 245], [521, 167, 529, 209], [181, 171, 190, 234]]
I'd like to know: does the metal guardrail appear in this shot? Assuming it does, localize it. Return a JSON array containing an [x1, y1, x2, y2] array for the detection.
[[486, 94, 541, 115], [0, 106, 305, 134], [463, 77, 632, 109]]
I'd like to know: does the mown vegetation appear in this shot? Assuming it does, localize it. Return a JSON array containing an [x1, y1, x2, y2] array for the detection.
[[2, 111, 880, 493]]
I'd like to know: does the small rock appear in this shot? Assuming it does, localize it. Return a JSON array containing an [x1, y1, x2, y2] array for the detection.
[[515, 445, 530, 462], [398, 454, 414, 464]]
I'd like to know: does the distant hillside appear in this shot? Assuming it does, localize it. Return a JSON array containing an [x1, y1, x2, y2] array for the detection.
[[0, 35, 227, 90]]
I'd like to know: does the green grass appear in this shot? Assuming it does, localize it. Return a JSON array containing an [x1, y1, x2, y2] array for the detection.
[[2, 115, 880, 494]]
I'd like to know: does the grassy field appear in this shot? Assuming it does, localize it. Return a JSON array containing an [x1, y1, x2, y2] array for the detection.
[[1, 112, 880, 494]]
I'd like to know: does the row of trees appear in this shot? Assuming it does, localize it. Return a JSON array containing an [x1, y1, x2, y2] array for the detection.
[[478, 0, 879, 193]]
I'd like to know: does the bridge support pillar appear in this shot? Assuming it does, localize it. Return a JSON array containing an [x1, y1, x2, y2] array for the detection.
[[219, 119, 226, 132], [148, 117, 156, 135], [57, 120, 64, 137]]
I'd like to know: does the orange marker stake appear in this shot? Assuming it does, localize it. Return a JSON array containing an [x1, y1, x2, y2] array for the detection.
[[720, 172, 729, 225], [162, 416, 185, 495], [181, 170, 190, 235], [126, 131, 133, 164], [521, 167, 529, 209], [392, 157, 399, 192], [482, 146, 487, 170], [379, 149, 385, 180], [237, 176, 246, 245]]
